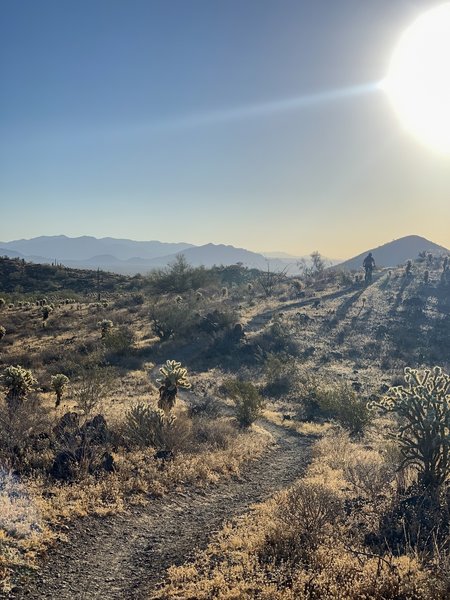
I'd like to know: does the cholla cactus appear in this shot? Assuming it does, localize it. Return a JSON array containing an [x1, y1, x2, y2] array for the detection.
[[42, 305, 53, 321], [0, 326, 5, 339], [156, 360, 191, 414], [51, 373, 70, 408], [370, 366, 450, 490], [1, 365, 37, 409], [98, 319, 113, 338]]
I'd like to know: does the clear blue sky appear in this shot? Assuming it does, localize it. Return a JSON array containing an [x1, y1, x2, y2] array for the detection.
[[1, 0, 449, 257]]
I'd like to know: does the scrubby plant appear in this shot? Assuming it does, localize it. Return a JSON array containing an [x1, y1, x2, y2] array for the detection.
[[319, 383, 372, 436], [1, 365, 37, 410], [0, 326, 5, 339], [74, 367, 115, 415], [0, 298, 5, 309], [223, 379, 265, 428], [263, 353, 297, 397], [51, 373, 70, 408], [156, 360, 191, 414], [102, 325, 135, 358], [123, 403, 175, 448], [371, 366, 450, 491], [97, 318, 113, 338], [150, 301, 196, 341]]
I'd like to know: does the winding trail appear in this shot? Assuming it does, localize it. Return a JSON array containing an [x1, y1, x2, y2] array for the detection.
[[13, 420, 312, 600]]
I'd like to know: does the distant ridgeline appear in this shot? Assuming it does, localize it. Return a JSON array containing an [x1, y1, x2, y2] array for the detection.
[[0, 256, 135, 295]]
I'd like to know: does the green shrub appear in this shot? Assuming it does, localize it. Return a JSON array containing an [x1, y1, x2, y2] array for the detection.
[[263, 353, 297, 397], [223, 379, 265, 428], [150, 301, 197, 341], [103, 326, 135, 357], [318, 383, 372, 436]]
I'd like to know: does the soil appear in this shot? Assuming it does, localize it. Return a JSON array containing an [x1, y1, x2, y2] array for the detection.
[[11, 420, 312, 600]]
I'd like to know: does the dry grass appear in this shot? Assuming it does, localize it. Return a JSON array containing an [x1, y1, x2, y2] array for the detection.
[[153, 429, 446, 600]]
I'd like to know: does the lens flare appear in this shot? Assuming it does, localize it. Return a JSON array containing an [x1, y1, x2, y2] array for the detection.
[[383, 3, 450, 154]]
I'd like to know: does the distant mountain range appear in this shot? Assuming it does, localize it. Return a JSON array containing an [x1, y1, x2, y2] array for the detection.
[[0, 234, 447, 275], [336, 235, 449, 271], [0, 235, 291, 274]]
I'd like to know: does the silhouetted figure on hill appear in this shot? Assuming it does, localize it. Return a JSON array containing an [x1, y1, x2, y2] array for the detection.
[[363, 252, 375, 284]]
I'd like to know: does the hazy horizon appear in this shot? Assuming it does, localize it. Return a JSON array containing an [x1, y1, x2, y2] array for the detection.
[[2, 1, 450, 256]]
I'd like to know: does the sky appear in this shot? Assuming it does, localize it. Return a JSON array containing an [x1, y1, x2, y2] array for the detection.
[[1, 0, 450, 259]]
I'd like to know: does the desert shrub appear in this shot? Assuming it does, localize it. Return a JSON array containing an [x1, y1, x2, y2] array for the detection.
[[254, 315, 298, 356], [103, 325, 135, 357], [343, 447, 395, 503], [150, 300, 197, 341], [51, 373, 70, 407], [123, 403, 192, 452], [261, 479, 344, 564], [74, 366, 116, 415], [187, 395, 220, 419], [0, 395, 51, 470], [0, 326, 5, 339], [263, 353, 297, 397], [223, 379, 265, 428], [371, 366, 450, 491], [1, 365, 38, 410], [123, 403, 171, 448], [191, 417, 236, 449], [318, 383, 372, 436], [296, 372, 328, 420], [0, 298, 5, 308], [147, 255, 213, 294], [157, 359, 191, 414]]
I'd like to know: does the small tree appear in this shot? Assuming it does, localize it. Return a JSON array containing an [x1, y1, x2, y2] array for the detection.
[[156, 360, 191, 414], [51, 374, 70, 408], [1, 365, 37, 410], [371, 366, 450, 492], [224, 379, 265, 428]]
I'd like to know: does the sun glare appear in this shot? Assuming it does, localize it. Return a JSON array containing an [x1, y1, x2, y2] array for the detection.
[[383, 3, 450, 154]]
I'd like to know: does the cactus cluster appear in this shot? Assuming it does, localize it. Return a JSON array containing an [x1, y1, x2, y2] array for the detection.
[[156, 360, 191, 414], [1, 365, 37, 408], [98, 319, 113, 338], [51, 373, 70, 407], [371, 366, 450, 490]]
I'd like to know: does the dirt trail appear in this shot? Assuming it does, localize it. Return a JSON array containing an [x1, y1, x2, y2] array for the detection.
[[13, 421, 312, 600]]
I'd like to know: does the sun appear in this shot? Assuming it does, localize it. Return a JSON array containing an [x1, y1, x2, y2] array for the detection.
[[383, 3, 450, 154]]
